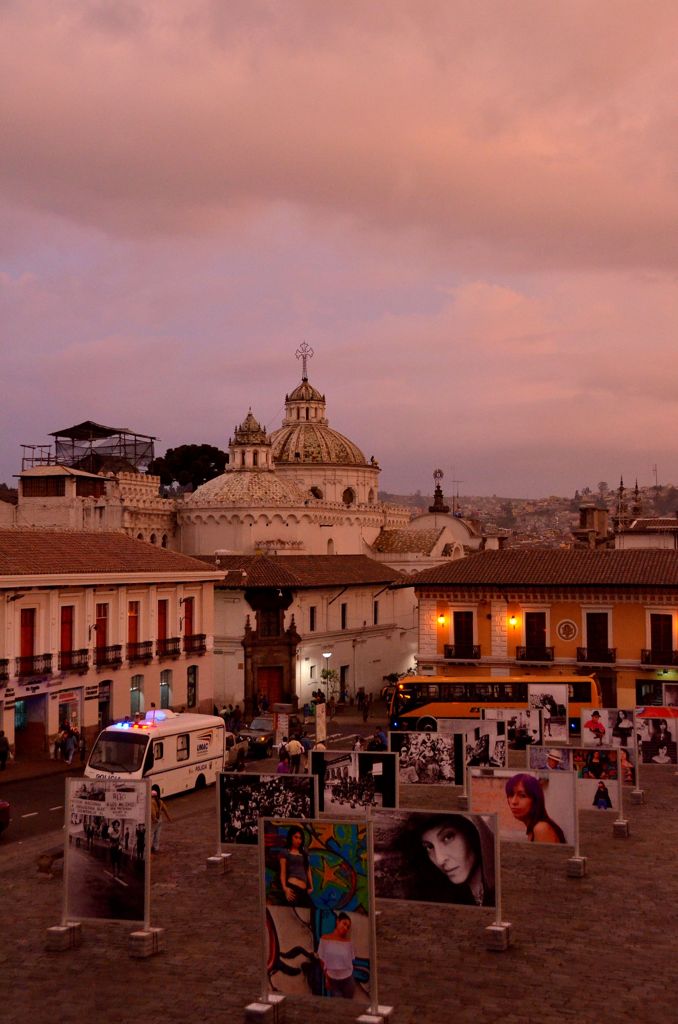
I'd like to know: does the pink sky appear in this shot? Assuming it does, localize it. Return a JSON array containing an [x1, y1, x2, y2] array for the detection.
[[2, 2, 678, 497]]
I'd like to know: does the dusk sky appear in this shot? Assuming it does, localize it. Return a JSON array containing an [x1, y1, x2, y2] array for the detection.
[[2, 2, 677, 498]]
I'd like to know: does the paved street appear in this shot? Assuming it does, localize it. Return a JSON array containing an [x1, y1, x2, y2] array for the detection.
[[2, 753, 678, 1024]]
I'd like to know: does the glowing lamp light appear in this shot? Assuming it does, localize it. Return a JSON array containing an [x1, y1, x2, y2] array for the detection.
[[509, 614, 517, 628], [437, 613, 446, 626]]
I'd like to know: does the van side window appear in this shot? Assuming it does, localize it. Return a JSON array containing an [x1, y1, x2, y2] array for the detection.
[[226, 735, 234, 750], [153, 741, 164, 761], [177, 734, 189, 761]]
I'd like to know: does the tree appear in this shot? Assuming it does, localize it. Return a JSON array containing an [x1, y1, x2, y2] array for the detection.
[[148, 444, 228, 491]]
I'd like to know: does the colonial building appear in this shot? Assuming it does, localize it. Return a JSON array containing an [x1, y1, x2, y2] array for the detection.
[[202, 554, 414, 712], [408, 548, 678, 708], [0, 531, 222, 757]]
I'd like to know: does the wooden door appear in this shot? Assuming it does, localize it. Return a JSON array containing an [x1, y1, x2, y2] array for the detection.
[[257, 666, 284, 705]]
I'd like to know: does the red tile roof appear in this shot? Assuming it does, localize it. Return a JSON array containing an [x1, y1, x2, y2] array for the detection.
[[0, 531, 221, 577], [406, 548, 678, 588], [370, 528, 444, 555], [198, 554, 403, 589]]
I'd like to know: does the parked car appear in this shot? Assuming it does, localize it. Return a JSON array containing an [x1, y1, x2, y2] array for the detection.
[[0, 797, 10, 836], [223, 731, 249, 769], [239, 714, 304, 758]]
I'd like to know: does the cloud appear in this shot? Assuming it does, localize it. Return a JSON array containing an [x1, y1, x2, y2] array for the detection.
[[1, 2, 678, 271]]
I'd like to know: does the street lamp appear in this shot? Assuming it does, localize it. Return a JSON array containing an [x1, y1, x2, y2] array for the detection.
[[321, 651, 332, 698]]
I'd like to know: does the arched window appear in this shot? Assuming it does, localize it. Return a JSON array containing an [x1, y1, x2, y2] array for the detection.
[[305, 407, 309, 420], [187, 665, 198, 708], [342, 487, 355, 506], [136, 533, 144, 541], [368, 488, 375, 504], [161, 534, 168, 548], [310, 486, 323, 499], [327, 538, 335, 554], [150, 533, 157, 545], [130, 675, 144, 716], [160, 669, 172, 709], [253, 451, 258, 467]]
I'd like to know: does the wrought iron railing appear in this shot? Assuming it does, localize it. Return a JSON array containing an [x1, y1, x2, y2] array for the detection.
[[127, 640, 154, 664], [16, 653, 53, 677], [516, 646, 554, 662], [95, 645, 123, 668], [157, 637, 181, 659], [183, 633, 207, 655], [576, 647, 616, 664], [443, 643, 481, 660], [58, 649, 89, 672]]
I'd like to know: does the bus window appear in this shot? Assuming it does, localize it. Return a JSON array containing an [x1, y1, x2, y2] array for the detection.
[[426, 685, 439, 697], [177, 734, 190, 761]]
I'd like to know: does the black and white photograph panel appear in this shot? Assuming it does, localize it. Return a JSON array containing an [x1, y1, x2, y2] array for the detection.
[[310, 751, 398, 815], [483, 707, 543, 749], [528, 684, 569, 742], [219, 773, 316, 845], [635, 709, 678, 764], [65, 778, 149, 924], [372, 809, 497, 908], [464, 721, 506, 767], [389, 731, 462, 785]]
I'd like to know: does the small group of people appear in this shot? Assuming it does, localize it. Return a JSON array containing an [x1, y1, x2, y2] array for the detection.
[[397, 731, 456, 784], [217, 704, 243, 734], [54, 723, 85, 764], [276, 732, 313, 774]]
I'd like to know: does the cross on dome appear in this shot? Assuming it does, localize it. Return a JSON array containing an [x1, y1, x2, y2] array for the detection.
[[295, 341, 314, 381]]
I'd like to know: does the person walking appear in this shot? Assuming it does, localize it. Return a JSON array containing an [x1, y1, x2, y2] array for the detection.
[[151, 787, 172, 853], [287, 735, 304, 774], [0, 730, 9, 770]]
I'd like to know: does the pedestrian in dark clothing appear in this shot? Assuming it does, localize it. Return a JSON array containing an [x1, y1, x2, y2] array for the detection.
[[0, 730, 9, 770]]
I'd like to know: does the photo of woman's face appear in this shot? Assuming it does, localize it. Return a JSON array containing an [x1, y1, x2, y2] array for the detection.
[[507, 782, 532, 822], [336, 917, 351, 937], [421, 823, 475, 884]]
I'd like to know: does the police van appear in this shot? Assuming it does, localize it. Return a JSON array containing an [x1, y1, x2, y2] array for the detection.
[[85, 709, 244, 797]]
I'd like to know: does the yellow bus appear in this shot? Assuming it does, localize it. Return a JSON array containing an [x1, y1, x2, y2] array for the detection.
[[388, 674, 602, 736]]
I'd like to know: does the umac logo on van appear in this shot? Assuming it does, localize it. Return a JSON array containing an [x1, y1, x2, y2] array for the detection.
[[196, 731, 213, 755]]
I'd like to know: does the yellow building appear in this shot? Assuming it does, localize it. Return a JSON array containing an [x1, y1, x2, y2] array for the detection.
[[408, 548, 678, 707]]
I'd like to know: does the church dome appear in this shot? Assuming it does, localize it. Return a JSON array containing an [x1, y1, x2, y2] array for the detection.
[[270, 422, 368, 466], [270, 375, 370, 467], [286, 381, 325, 403], [186, 469, 305, 506]]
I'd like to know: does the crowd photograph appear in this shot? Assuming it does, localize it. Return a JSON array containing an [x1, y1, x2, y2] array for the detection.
[[219, 774, 316, 845]]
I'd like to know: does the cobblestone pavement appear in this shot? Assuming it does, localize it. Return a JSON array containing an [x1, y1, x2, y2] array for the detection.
[[2, 763, 676, 1024]]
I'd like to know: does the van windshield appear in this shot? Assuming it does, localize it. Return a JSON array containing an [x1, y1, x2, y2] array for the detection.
[[88, 730, 148, 773]]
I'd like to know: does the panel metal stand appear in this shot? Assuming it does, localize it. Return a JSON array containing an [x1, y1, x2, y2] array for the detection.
[[128, 927, 165, 958], [356, 1006, 394, 1024], [630, 788, 645, 804], [485, 922, 512, 951], [566, 856, 587, 878], [613, 819, 630, 838], [207, 852, 232, 874], [45, 922, 82, 952], [244, 994, 286, 1023]]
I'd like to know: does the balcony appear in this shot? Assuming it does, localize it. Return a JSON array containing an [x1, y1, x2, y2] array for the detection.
[[16, 653, 53, 678], [0, 659, 8, 684], [58, 649, 89, 673], [576, 647, 616, 664], [95, 645, 123, 669], [184, 633, 207, 655], [157, 637, 181, 660], [516, 646, 554, 663], [641, 649, 678, 667], [443, 643, 481, 661], [127, 640, 154, 664]]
